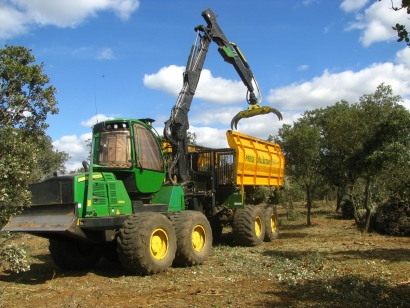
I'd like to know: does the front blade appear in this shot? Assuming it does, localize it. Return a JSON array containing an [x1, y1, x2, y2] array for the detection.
[[2, 203, 77, 233]]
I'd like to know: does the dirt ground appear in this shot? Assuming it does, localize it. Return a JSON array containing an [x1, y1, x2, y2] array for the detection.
[[1, 204, 410, 308]]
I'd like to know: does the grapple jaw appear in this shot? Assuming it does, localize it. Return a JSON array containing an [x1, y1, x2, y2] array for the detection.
[[230, 105, 283, 130]]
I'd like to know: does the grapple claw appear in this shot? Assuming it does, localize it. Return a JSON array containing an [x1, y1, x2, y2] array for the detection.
[[230, 105, 283, 130]]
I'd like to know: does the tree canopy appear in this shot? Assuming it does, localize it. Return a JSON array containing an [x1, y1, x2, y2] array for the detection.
[[0, 46, 58, 133], [0, 46, 63, 226], [275, 84, 410, 232], [275, 120, 323, 226], [0, 46, 69, 273]]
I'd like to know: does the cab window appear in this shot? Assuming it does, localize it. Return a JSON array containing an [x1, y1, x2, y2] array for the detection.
[[98, 130, 132, 168], [133, 123, 163, 171]]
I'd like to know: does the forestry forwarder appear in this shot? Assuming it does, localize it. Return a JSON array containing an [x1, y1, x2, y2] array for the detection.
[[2, 8, 284, 275]]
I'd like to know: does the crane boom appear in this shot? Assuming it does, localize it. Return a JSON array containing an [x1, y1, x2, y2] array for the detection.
[[164, 8, 281, 183]]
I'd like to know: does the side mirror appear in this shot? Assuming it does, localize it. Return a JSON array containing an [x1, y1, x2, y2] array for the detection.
[[82, 161, 90, 172]]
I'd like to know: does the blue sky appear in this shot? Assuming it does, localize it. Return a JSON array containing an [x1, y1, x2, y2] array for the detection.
[[1, 0, 410, 170]]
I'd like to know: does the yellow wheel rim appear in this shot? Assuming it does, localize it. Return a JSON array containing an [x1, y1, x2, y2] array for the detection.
[[254, 216, 262, 237], [192, 225, 206, 253], [270, 214, 277, 232], [150, 228, 169, 260]]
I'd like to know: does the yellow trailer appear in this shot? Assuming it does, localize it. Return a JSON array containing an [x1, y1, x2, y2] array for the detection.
[[226, 130, 284, 188], [176, 130, 284, 210], [168, 130, 284, 247]]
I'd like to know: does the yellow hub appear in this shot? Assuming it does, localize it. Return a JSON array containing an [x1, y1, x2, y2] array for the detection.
[[269, 214, 277, 232], [192, 225, 206, 253], [150, 228, 169, 260], [254, 216, 262, 237]]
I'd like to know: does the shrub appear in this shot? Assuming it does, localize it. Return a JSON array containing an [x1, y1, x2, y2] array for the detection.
[[341, 199, 355, 220], [246, 186, 278, 205], [287, 209, 303, 221], [0, 232, 30, 273], [374, 197, 410, 236]]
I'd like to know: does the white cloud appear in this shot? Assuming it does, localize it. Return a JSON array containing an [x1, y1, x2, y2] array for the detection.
[[143, 65, 182, 96], [0, 0, 140, 39], [267, 50, 410, 113], [227, 112, 288, 141], [189, 107, 244, 126], [110, 0, 140, 20], [297, 64, 309, 71], [340, 0, 369, 12], [0, 2, 27, 39], [303, 0, 316, 5], [143, 65, 247, 104], [395, 46, 410, 66], [53, 133, 92, 171], [56, 51, 410, 172], [51, 114, 116, 171], [345, 1, 409, 46], [80, 114, 115, 127], [59, 51, 410, 172], [143, 50, 410, 147], [189, 126, 229, 148], [97, 47, 115, 60]]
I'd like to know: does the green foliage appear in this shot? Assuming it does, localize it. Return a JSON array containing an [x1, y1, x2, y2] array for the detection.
[[69, 167, 86, 174], [31, 134, 70, 182], [246, 186, 277, 204], [0, 46, 58, 133], [279, 175, 305, 219], [82, 137, 92, 162], [275, 83, 410, 232], [348, 84, 408, 232], [373, 197, 410, 235], [0, 128, 38, 226], [341, 199, 355, 220], [275, 118, 324, 225], [393, 23, 410, 44], [0, 232, 30, 273], [287, 209, 303, 221], [380, 0, 410, 45], [0, 46, 62, 272], [187, 131, 197, 145], [0, 46, 60, 223]]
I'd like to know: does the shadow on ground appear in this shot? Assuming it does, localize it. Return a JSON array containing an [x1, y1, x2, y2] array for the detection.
[[331, 247, 410, 262], [257, 275, 410, 307], [0, 255, 129, 285]]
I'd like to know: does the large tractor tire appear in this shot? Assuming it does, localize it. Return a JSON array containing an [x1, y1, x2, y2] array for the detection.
[[117, 212, 176, 275], [49, 239, 103, 270], [263, 205, 279, 242], [232, 205, 265, 246], [171, 211, 212, 266]]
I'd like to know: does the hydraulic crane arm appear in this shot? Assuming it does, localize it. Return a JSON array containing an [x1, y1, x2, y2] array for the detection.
[[199, 10, 258, 102], [164, 8, 282, 182], [163, 20, 212, 183], [199, 8, 282, 129]]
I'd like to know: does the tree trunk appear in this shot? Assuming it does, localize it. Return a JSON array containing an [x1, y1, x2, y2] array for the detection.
[[306, 189, 312, 226], [286, 200, 294, 220], [362, 177, 372, 233], [336, 186, 344, 213], [349, 185, 360, 226]]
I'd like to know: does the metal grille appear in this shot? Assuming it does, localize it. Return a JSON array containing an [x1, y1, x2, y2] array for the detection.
[[109, 183, 118, 204], [216, 150, 235, 185], [92, 183, 107, 205], [190, 148, 236, 185]]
